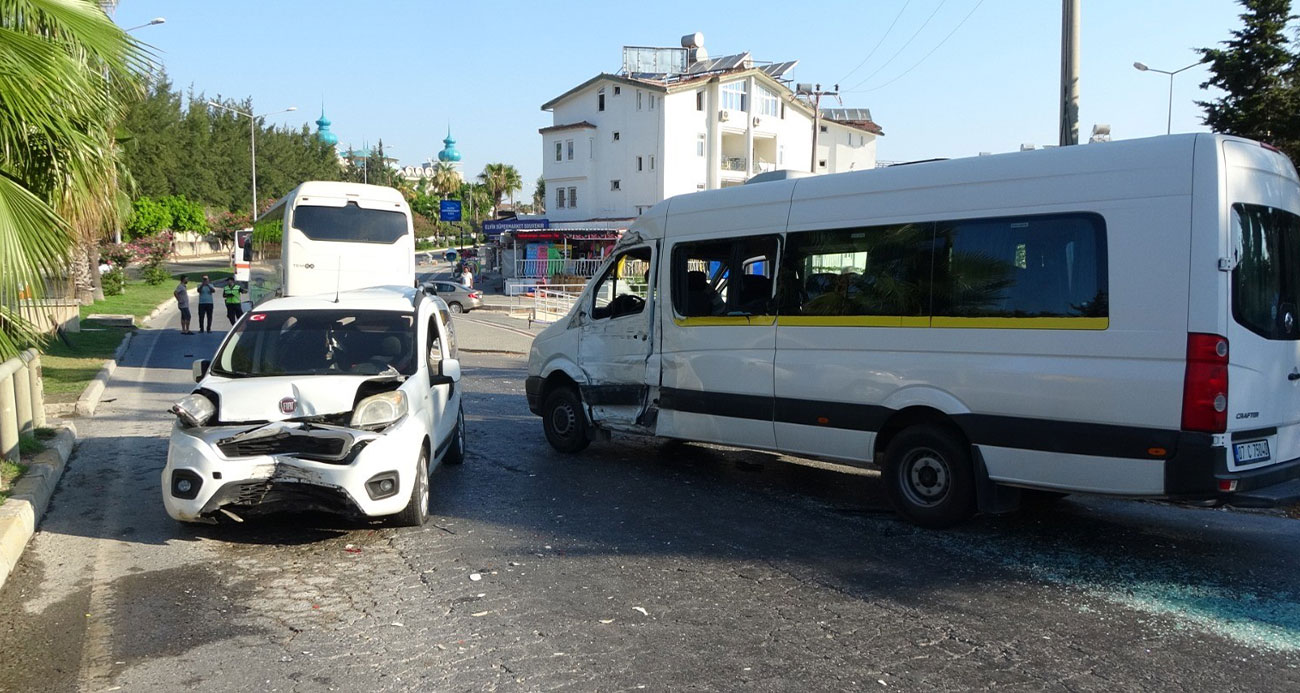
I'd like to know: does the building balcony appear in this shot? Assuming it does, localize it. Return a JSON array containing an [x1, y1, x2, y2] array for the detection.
[[721, 156, 748, 172]]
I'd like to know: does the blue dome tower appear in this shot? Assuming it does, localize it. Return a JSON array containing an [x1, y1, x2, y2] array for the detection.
[[315, 106, 338, 146], [438, 126, 461, 163]]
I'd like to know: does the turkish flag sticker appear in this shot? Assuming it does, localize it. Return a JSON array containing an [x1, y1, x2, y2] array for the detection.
[[249, 313, 267, 321]]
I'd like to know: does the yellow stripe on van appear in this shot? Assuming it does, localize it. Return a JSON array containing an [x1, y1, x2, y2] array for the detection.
[[673, 316, 778, 327], [776, 315, 905, 327], [929, 316, 1109, 330]]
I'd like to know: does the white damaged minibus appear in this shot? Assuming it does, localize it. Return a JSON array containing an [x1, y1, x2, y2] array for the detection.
[[526, 134, 1300, 527]]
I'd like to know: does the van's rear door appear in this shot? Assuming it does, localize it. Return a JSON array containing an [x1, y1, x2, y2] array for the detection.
[[1222, 140, 1300, 472]]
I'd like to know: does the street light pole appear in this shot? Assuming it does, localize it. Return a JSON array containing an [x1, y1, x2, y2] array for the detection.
[[124, 17, 165, 32], [207, 102, 296, 223], [112, 17, 167, 244], [1133, 61, 1201, 135]]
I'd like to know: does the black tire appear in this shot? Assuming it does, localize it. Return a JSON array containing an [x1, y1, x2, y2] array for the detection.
[[882, 424, 975, 529], [448, 301, 464, 314], [394, 449, 430, 527], [541, 386, 590, 453], [443, 403, 467, 465]]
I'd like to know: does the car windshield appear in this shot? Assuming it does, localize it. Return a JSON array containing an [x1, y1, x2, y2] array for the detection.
[[212, 309, 417, 377]]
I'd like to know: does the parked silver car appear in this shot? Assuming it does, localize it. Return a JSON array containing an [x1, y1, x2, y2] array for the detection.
[[430, 281, 482, 313]]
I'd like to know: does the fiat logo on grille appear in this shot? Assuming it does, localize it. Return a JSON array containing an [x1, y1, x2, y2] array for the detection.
[[279, 397, 296, 414]]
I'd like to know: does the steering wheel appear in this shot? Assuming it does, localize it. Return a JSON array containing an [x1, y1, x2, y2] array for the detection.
[[611, 294, 644, 317]]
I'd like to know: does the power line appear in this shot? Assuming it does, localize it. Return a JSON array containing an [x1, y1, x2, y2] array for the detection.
[[846, 0, 949, 92], [835, 0, 913, 86], [849, 0, 986, 94]]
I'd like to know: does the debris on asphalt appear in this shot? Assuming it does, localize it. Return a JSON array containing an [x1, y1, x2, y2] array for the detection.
[[472, 610, 491, 617], [470, 572, 482, 581], [632, 606, 649, 616], [599, 619, 615, 624], [344, 544, 361, 554]]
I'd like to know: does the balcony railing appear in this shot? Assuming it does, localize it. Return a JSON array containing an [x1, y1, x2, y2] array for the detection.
[[721, 156, 748, 172], [514, 257, 606, 279]]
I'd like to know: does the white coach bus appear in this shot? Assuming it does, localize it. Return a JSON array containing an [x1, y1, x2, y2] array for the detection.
[[526, 133, 1300, 528], [247, 181, 415, 306]]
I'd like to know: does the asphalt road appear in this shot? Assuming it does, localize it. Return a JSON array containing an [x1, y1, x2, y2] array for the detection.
[[0, 301, 1298, 691]]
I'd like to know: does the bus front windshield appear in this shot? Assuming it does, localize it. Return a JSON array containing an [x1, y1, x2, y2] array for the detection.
[[292, 202, 408, 244]]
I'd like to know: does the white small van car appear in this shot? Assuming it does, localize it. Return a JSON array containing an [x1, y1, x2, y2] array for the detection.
[[164, 284, 466, 526], [527, 134, 1300, 528]]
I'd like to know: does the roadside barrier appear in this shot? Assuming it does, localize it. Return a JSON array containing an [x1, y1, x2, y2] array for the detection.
[[0, 349, 44, 462]]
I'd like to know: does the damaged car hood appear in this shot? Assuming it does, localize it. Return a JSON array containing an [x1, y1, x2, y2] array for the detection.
[[201, 374, 397, 422]]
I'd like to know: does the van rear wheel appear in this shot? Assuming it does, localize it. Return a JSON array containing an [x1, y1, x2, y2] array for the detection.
[[542, 387, 590, 453], [882, 425, 975, 529]]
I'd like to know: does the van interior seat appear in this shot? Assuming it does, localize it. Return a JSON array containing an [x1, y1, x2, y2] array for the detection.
[[736, 274, 772, 313], [685, 270, 718, 316]]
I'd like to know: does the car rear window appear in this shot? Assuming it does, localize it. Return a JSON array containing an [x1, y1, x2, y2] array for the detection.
[[292, 202, 408, 244], [1233, 203, 1300, 340]]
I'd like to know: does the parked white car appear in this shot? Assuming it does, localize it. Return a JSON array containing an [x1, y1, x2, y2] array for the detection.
[[164, 285, 466, 526]]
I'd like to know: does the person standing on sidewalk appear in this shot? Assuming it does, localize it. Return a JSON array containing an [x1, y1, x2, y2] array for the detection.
[[196, 275, 216, 333], [174, 275, 193, 335], [222, 278, 244, 327]]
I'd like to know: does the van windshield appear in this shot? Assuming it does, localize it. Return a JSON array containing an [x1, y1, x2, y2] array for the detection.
[[213, 309, 416, 377], [292, 202, 408, 244], [1233, 203, 1300, 340]]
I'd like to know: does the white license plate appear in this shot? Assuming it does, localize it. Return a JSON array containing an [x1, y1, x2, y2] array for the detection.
[[1233, 440, 1271, 464]]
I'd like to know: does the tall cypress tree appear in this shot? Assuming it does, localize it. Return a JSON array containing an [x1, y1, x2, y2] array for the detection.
[[1198, 0, 1300, 161]]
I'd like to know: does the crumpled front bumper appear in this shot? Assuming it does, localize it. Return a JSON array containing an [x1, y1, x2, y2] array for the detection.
[[162, 418, 423, 522]]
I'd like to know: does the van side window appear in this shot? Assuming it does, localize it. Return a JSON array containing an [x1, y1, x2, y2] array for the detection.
[[591, 247, 652, 320], [933, 213, 1107, 319], [673, 236, 779, 318], [779, 224, 931, 317], [1233, 203, 1300, 340]]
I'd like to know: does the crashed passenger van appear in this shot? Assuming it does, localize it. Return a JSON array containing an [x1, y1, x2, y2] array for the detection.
[[165, 285, 466, 526], [526, 134, 1300, 528]]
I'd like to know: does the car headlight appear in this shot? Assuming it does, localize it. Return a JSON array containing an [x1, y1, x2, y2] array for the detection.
[[171, 393, 216, 427], [350, 391, 408, 429]]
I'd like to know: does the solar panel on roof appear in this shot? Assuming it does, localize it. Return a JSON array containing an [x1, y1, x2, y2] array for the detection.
[[760, 60, 798, 79], [821, 107, 874, 121], [687, 52, 750, 75]]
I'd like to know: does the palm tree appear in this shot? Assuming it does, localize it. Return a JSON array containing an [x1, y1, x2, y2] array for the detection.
[[476, 163, 522, 216], [0, 0, 146, 358], [532, 176, 546, 213], [431, 162, 460, 199]]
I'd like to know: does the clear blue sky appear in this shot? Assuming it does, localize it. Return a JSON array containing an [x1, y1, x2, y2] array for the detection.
[[111, 0, 1246, 190]]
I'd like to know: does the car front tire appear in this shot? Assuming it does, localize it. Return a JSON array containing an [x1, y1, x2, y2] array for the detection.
[[541, 386, 590, 454], [394, 449, 430, 527], [444, 404, 466, 465]]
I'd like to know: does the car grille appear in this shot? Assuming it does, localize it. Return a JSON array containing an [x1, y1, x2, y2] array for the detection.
[[218, 431, 348, 460]]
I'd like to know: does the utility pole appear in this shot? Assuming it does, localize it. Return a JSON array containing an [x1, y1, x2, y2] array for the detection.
[[797, 83, 839, 173], [1059, 0, 1080, 146]]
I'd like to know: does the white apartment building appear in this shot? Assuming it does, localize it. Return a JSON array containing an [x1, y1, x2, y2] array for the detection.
[[539, 35, 883, 224]]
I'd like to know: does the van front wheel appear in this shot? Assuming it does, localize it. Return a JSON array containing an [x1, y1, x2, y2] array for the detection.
[[542, 387, 590, 454], [882, 425, 975, 529]]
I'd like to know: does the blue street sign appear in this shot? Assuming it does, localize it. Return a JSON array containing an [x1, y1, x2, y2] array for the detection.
[[439, 199, 462, 222]]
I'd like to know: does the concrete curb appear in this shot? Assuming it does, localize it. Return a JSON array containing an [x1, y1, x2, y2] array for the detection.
[[73, 330, 134, 417], [0, 424, 77, 592]]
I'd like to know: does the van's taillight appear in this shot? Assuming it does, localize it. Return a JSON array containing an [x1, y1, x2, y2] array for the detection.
[[1182, 333, 1229, 433], [1261, 141, 1284, 154]]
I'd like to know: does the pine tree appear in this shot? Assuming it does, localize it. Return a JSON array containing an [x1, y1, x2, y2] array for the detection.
[[1198, 0, 1300, 161]]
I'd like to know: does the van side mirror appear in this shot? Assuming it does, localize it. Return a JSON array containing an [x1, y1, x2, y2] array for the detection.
[[430, 358, 460, 386], [192, 359, 211, 383]]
